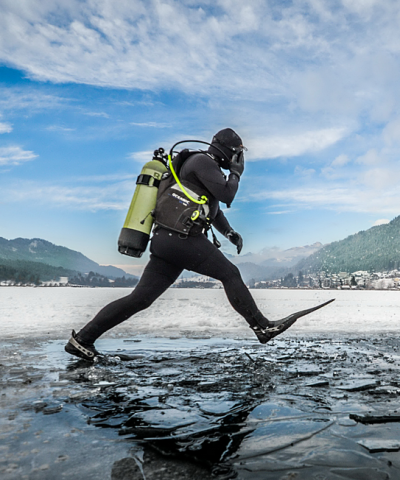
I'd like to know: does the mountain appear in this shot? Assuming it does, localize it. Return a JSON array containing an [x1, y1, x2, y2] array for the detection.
[[294, 215, 400, 274], [228, 243, 324, 282], [234, 243, 324, 267], [0, 237, 136, 279]]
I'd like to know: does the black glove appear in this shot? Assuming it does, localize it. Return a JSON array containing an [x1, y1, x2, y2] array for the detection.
[[229, 150, 245, 178], [226, 229, 243, 254]]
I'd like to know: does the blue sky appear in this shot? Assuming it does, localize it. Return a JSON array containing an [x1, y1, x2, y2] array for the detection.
[[1, 0, 400, 275]]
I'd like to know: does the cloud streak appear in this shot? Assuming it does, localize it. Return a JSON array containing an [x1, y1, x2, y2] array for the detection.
[[252, 176, 400, 215], [0, 122, 12, 133], [247, 128, 348, 160], [0, 146, 38, 166], [1, 176, 137, 211]]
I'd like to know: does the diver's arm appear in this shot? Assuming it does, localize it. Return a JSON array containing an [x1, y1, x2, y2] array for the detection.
[[194, 156, 239, 205], [212, 208, 232, 236]]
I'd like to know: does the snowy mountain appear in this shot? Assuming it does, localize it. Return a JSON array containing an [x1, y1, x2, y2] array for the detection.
[[234, 243, 324, 266], [224, 243, 324, 283]]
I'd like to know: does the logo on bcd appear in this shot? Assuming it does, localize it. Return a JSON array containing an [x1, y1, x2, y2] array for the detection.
[[172, 192, 189, 206]]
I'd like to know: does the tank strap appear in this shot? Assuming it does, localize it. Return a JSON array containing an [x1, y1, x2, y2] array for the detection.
[[136, 174, 161, 188]]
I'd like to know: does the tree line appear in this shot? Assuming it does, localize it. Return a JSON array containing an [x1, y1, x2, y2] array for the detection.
[[295, 215, 400, 275], [0, 259, 74, 284], [0, 260, 138, 287], [69, 272, 138, 287]]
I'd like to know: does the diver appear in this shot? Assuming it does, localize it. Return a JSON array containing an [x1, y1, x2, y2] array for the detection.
[[65, 128, 328, 361]]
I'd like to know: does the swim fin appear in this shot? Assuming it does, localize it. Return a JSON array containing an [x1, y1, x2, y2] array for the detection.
[[252, 298, 335, 344]]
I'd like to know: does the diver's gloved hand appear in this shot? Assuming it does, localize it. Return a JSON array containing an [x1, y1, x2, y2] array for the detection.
[[229, 151, 245, 178], [226, 229, 243, 254]]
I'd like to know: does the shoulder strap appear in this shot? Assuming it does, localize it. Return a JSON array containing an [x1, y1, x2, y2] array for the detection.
[[171, 149, 194, 177], [168, 150, 208, 205]]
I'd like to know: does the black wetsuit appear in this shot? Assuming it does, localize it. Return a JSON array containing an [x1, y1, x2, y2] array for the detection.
[[78, 152, 268, 343]]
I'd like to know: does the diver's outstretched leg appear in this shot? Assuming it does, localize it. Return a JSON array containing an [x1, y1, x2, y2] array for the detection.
[[191, 245, 334, 344], [65, 255, 182, 360]]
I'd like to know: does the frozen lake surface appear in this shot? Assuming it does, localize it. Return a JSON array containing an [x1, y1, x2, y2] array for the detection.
[[1, 287, 400, 340], [1, 287, 400, 479]]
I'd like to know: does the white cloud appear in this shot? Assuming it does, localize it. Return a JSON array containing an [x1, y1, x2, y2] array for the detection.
[[127, 150, 154, 163], [0, 0, 399, 116], [373, 218, 390, 226], [0, 88, 69, 112], [361, 167, 400, 190], [0, 122, 13, 133], [321, 154, 351, 179], [247, 128, 347, 160], [294, 166, 316, 177], [1, 177, 136, 211], [46, 125, 75, 132], [0, 146, 38, 166], [249, 167, 400, 214], [84, 111, 109, 118], [341, 0, 380, 17], [356, 149, 382, 165], [267, 210, 293, 215], [331, 154, 350, 167], [130, 122, 171, 128], [383, 118, 400, 146]]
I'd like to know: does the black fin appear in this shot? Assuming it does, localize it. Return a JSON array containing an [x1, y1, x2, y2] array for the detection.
[[253, 299, 335, 344]]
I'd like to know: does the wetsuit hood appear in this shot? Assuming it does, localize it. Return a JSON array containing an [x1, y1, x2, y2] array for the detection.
[[208, 128, 243, 169]]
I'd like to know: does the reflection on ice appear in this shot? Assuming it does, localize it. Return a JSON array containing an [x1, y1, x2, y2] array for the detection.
[[235, 417, 334, 459], [2, 334, 400, 479], [60, 336, 400, 478]]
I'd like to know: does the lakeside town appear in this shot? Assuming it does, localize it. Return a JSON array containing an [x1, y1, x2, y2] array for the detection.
[[175, 269, 400, 290], [3, 268, 400, 290]]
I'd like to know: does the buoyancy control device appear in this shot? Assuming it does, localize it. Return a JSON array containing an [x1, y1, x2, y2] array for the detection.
[[153, 149, 210, 236], [118, 140, 231, 257]]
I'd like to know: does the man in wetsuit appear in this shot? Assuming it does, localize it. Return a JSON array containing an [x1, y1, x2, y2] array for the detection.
[[65, 128, 293, 360]]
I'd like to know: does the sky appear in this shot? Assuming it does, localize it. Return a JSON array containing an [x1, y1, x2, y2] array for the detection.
[[1, 0, 400, 276]]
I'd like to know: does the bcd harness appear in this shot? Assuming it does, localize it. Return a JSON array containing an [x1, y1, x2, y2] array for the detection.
[[153, 149, 212, 237]]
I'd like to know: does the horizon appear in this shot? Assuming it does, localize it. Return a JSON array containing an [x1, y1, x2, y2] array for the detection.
[[1, 212, 397, 278], [2, 2, 400, 277]]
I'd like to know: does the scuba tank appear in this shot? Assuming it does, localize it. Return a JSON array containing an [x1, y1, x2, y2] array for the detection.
[[118, 148, 168, 257], [118, 140, 232, 257]]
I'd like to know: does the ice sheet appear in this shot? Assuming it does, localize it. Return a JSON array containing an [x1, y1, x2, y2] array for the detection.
[[0, 287, 399, 340]]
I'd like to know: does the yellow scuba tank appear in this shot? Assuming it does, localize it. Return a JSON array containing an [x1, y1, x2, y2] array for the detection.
[[118, 148, 168, 257]]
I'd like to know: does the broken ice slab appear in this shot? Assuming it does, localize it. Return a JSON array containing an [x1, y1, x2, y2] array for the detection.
[[247, 403, 306, 423], [338, 418, 357, 427], [122, 408, 200, 436], [330, 467, 390, 480], [101, 352, 143, 361], [92, 381, 117, 387], [155, 368, 182, 377], [336, 380, 378, 392], [198, 400, 242, 416], [349, 412, 400, 424], [233, 418, 334, 459], [358, 439, 400, 453], [372, 385, 400, 395], [305, 379, 329, 387], [42, 404, 63, 415], [285, 366, 324, 376]]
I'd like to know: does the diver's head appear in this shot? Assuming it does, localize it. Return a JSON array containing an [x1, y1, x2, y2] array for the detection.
[[208, 128, 246, 169]]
